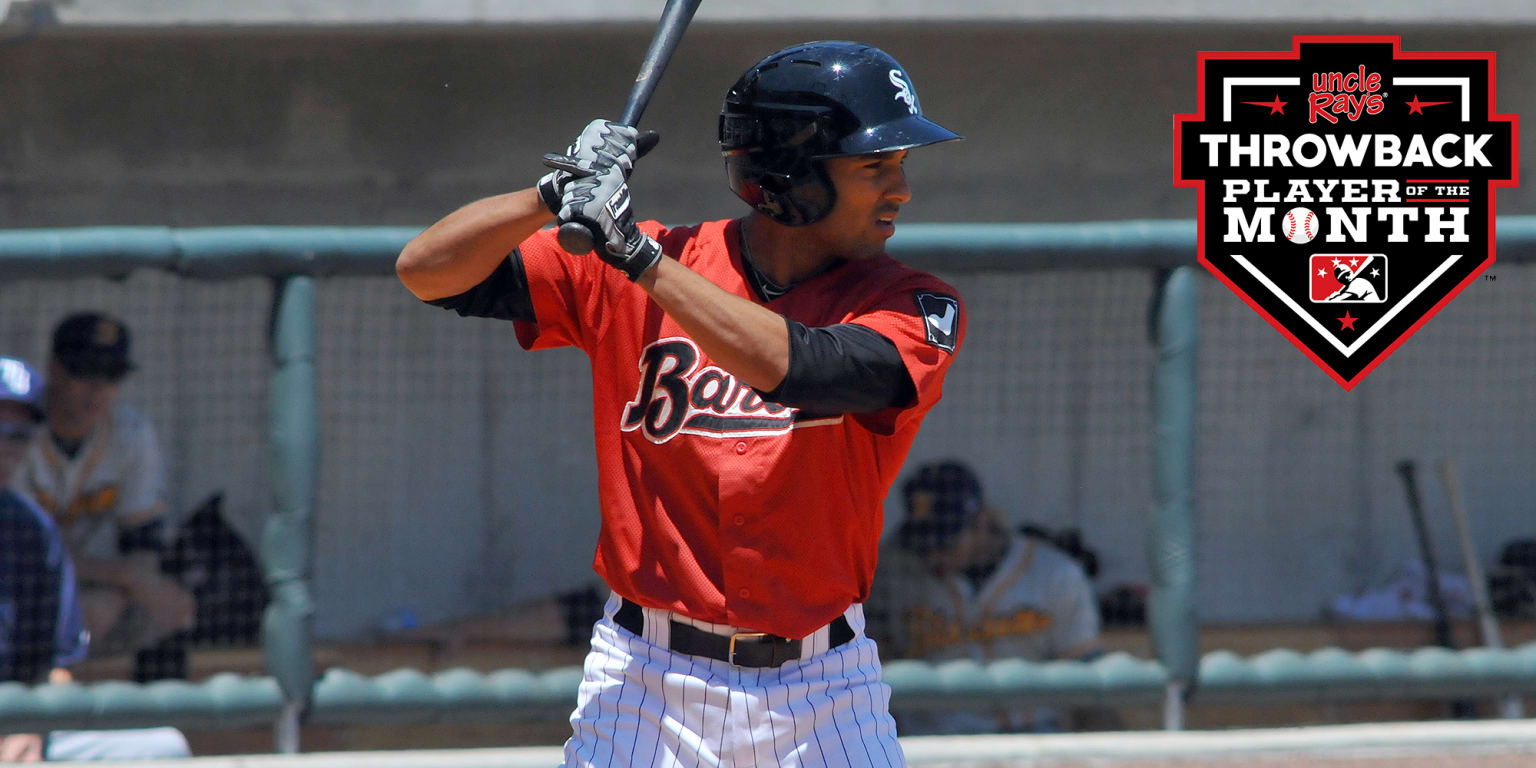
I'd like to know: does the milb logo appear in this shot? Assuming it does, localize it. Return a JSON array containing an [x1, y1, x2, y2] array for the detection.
[[1174, 36, 1518, 390], [1311, 253, 1387, 304]]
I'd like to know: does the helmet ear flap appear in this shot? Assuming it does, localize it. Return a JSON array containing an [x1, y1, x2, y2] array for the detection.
[[723, 138, 838, 226], [761, 172, 823, 227], [736, 179, 767, 208], [758, 171, 791, 194], [757, 182, 802, 225], [774, 159, 835, 227], [726, 153, 817, 226], [797, 159, 837, 223]]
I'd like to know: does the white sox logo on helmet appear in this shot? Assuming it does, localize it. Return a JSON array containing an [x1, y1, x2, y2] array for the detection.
[[620, 338, 843, 443], [889, 69, 918, 114]]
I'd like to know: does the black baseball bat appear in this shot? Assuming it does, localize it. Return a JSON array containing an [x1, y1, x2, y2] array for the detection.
[[553, 0, 704, 257], [1438, 459, 1524, 718], [1396, 459, 1476, 718], [1397, 460, 1454, 649]]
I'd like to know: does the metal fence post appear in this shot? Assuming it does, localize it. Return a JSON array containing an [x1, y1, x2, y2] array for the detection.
[[1149, 266, 1199, 730], [262, 275, 319, 753]]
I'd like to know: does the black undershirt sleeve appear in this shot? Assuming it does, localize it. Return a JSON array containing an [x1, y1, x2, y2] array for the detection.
[[425, 255, 911, 413], [759, 319, 916, 414], [425, 250, 536, 322]]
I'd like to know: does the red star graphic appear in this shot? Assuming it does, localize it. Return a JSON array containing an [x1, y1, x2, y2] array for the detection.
[[1405, 94, 1452, 116], [1241, 95, 1287, 115], [1337, 311, 1358, 331]]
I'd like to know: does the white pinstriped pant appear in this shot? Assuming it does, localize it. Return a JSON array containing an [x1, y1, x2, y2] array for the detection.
[[560, 593, 906, 768]]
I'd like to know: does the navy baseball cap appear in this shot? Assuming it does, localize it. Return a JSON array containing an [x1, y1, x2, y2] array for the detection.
[[52, 312, 135, 380], [0, 356, 45, 421], [897, 460, 983, 554]]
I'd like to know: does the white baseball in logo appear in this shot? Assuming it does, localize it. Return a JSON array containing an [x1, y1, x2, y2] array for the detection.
[[889, 69, 918, 114], [1284, 207, 1318, 244]]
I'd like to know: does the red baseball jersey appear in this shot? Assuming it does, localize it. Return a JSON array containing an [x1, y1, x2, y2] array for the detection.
[[514, 218, 965, 639]]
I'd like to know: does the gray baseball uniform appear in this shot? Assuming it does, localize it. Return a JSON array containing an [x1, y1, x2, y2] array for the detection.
[[874, 532, 1100, 734]]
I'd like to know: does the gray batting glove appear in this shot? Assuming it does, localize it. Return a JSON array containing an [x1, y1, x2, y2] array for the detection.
[[537, 120, 659, 215], [557, 161, 663, 281]]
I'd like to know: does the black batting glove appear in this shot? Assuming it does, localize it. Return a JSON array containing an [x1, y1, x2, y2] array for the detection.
[[537, 120, 659, 215], [557, 162, 663, 281]]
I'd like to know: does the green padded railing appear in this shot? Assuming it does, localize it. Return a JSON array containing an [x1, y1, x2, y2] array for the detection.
[[3, 218, 1535, 277], [3, 643, 1536, 731], [0, 226, 422, 278]]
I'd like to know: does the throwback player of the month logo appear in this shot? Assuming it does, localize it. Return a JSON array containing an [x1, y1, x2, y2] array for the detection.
[[1175, 36, 1518, 389]]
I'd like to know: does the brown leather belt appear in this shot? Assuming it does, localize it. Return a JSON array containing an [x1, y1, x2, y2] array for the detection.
[[615, 598, 854, 668]]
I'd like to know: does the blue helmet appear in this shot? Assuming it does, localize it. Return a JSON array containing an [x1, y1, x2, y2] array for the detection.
[[0, 356, 44, 421], [720, 41, 961, 226]]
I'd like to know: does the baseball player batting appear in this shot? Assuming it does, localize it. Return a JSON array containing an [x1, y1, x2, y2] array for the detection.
[[398, 41, 964, 767]]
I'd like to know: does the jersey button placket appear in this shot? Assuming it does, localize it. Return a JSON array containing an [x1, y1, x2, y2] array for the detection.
[[722, 437, 774, 622]]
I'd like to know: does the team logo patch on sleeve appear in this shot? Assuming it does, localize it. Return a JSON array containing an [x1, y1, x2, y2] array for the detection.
[[915, 293, 959, 353]]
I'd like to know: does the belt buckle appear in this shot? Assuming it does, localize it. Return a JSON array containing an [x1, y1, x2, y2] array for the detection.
[[728, 632, 770, 666]]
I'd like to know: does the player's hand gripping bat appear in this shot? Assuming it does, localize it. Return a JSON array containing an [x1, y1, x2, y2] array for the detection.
[[545, 0, 703, 257]]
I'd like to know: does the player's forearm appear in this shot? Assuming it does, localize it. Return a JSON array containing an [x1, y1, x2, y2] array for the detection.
[[74, 551, 185, 613], [638, 257, 790, 392], [70, 552, 143, 588], [397, 188, 553, 301]]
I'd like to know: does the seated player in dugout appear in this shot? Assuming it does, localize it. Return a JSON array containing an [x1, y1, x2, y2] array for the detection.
[[0, 356, 191, 762], [868, 460, 1122, 734], [400, 42, 964, 767], [9, 313, 194, 680]]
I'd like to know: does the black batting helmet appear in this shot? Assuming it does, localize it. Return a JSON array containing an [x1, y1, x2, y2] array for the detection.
[[719, 41, 961, 226], [896, 460, 983, 554]]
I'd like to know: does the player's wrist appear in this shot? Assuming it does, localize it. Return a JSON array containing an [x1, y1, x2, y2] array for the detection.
[[537, 171, 565, 215], [600, 231, 662, 281]]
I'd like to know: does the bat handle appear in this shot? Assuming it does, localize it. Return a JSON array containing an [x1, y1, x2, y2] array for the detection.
[[541, 153, 602, 255], [557, 218, 601, 256]]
